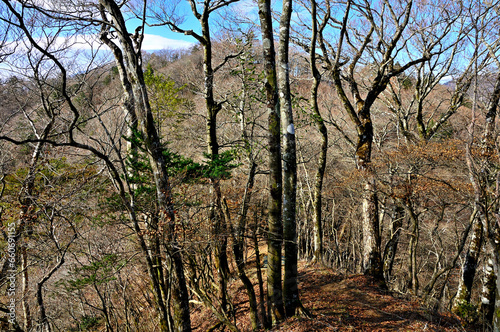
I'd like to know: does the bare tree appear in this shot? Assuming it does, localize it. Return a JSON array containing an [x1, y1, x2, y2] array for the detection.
[[307, 0, 330, 264], [315, 0, 460, 281], [0, 1, 192, 331]]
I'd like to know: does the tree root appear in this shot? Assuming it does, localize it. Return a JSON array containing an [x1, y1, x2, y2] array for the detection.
[[296, 301, 315, 319]]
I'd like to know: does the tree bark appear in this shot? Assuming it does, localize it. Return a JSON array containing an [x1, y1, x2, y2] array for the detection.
[[21, 245, 31, 331], [257, 0, 284, 324], [309, 0, 328, 264], [452, 210, 482, 313], [277, 0, 300, 317], [403, 200, 419, 294], [361, 174, 383, 280], [383, 204, 404, 283], [480, 243, 496, 325]]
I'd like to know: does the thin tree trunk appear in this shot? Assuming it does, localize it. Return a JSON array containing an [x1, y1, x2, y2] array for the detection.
[[258, 0, 284, 324], [98, 3, 171, 330], [22, 245, 31, 331], [420, 212, 472, 300], [480, 67, 500, 331], [17, 123, 54, 332], [403, 201, 419, 294], [277, 0, 299, 317], [36, 235, 75, 332], [224, 162, 260, 330], [168, 245, 191, 332], [494, 234, 500, 331], [452, 208, 482, 313], [236, 175, 261, 329], [93, 283, 114, 332], [200, 9, 230, 315], [253, 205, 268, 327], [383, 204, 404, 283], [310, 0, 328, 264], [230, 65, 261, 328]]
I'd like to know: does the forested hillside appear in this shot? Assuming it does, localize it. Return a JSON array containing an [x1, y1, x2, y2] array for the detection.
[[1, 0, 500, 331]]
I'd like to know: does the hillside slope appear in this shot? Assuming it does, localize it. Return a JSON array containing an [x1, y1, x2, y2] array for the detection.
[[192, 263, 472, 332]]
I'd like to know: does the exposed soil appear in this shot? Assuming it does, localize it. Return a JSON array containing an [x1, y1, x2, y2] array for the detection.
[[191, 262, 475, 332]]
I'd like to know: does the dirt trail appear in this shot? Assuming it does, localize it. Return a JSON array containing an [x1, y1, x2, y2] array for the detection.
[[192, 263, 470, 332], [283, 268, 462, 331]]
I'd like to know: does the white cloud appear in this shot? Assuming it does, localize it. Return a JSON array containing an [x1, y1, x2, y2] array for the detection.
[[141, 34, 194, 51], [55, 33, 194, 51], [51, 33, 194, 51], [439, 75, 453, 84], [1, 33, 193, 75]]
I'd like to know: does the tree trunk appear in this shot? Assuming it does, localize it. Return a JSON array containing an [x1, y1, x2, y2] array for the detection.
[[203, 33, 229, 319], [253, 214, 268, 328], [168, 245, 191, 332], [225, 162, 260, 330], [22, 245, 31, 331], [479, 242, 496, 325], [36, 238, 74, 332], [258, 0, 284, 324], [193, 5, 231, 314], [330, 58, 384, 282], [18, 125, 53, 331], [467, 69, 500, 329], [361, 174, 383, 280], [383, 204, 404, 283], [452, 209, 482, 313], [494, 242, 500, 331], [403, 201, 419, 294], [310, 0, 328, 264], [277, 0, 300, 317]]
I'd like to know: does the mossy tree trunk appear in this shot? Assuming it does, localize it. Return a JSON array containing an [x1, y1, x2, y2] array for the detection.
[[258, 0, 284, 324], [277, 0, 300, 317]]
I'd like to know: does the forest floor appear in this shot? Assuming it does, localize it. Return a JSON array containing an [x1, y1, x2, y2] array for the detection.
[[191, 261, 479, 332]]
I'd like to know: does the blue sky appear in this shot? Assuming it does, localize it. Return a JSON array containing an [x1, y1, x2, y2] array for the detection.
[[125, 0, 258, 51]]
